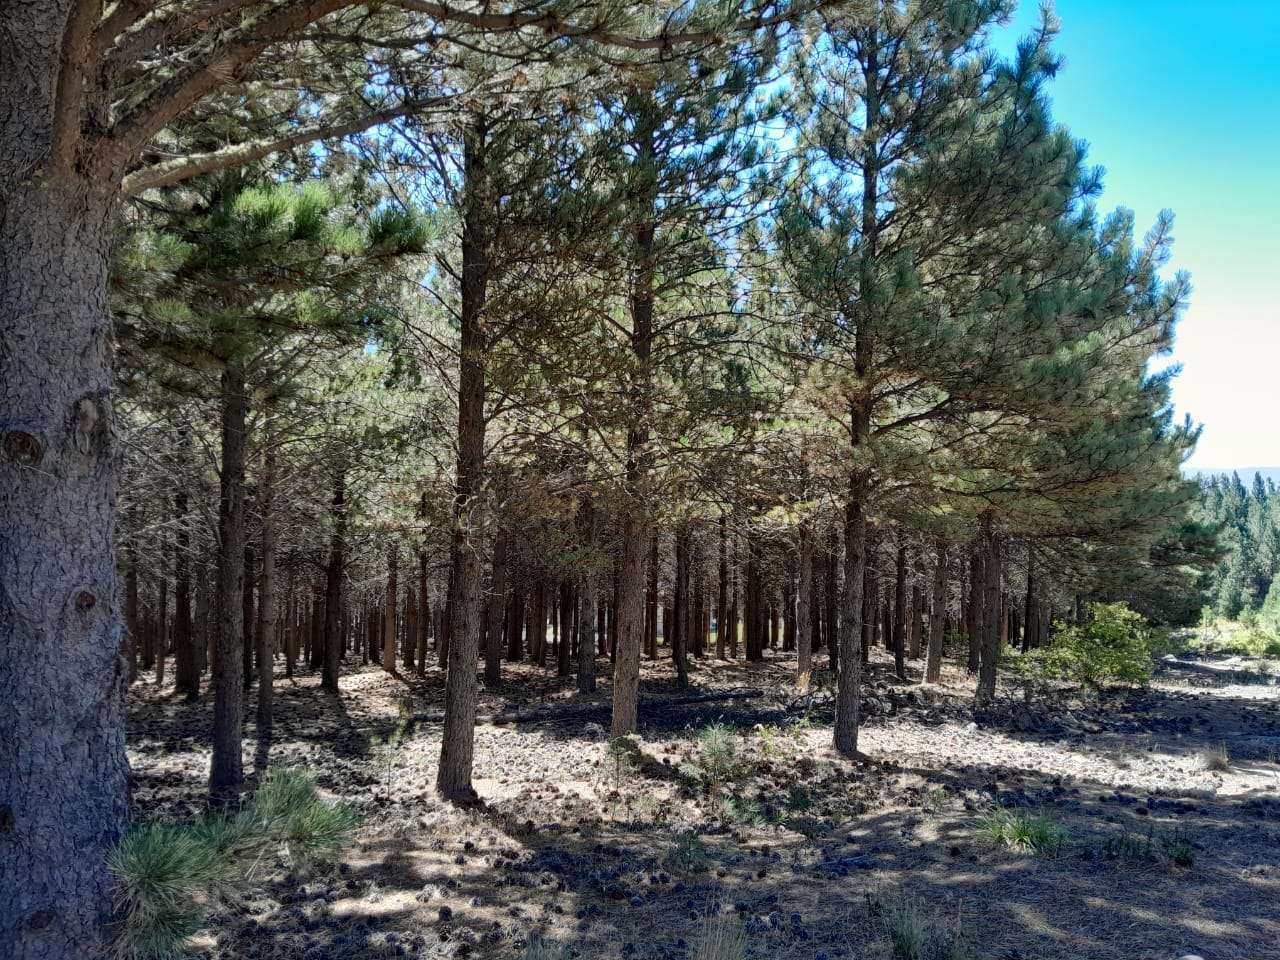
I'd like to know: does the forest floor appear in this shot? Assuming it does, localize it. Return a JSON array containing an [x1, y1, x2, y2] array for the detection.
[[127, 645, 1280, 960]]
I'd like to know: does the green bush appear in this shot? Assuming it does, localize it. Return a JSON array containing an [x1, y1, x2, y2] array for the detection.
[[1017, 602, 1156, 690], [111, 769, 357, 959]]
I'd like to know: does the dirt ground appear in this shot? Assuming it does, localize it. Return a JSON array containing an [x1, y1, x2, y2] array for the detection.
[[127, 646, 1280, 960]]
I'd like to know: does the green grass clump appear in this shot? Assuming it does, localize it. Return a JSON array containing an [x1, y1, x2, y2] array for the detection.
[[980, 809, 1067, 856], [692, 913, 748, 960], [867, 889, 977, 960], [111, 769, 357, 959]]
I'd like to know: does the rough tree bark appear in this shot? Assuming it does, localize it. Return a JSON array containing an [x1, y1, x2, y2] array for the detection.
[[0, 72, 130, 954], [438, 113, 494, 799], [210, 362, 248, 803], [975, 515, 1003, 707]]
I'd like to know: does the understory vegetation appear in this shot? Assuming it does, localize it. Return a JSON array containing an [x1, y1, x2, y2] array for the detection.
[[111, 771, 356, 959]]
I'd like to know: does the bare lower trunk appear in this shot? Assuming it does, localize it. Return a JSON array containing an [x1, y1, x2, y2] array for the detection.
[[578, 575, 597, 693], [174, 485, 199, 700], [322, 472, 346, 694], [256, 452, 277, 727], [1, 156, 130, 957], [210, 362, 249, 803], [833, 475, 867, 757], [797, 523, 814, 686], [484, 535, 507, 687], [383, 546, 398, 672], [892, 541, 907, 680], [975, 516, 1002, 707], [925, 541, 948, 683]]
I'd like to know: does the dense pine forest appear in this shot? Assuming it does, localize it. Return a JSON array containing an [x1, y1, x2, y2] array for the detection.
[[2, 3, 1277, 960]]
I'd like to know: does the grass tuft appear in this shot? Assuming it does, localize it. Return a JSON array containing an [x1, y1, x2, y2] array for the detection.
[[110, 768, 356, 959], [692, 913, 748, 960], [980, 809, 1067, 856], [1199, 742, 1231, 772], [868, 889, 977, 960], [522, 935, 571, 960]]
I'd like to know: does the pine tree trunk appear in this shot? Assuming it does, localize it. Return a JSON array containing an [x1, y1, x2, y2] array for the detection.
[[823, 528, 839, 672], [210, 361, 248, 803], [126, 550, 141, 684], [383, 546, 398, 672], [672, 525, 691, 687], [833, 30, 879, 749], [507, 577, 525, 662], [242, 544, 256, 689], [892, 541, 907, 680], [716, 515, 729, 659], [926, 542, 948, 683], [156, 541, 169, 687], [797, 523, 814, 686], [174, 487, 199, 700], [322, 473, 346, 694], [578, 576, 598, 693], [485, 536, 507, 687], [0, 115, 130, 953], [976, 515, 1003, 707], [417, 552, 431, 675], [967, 541, 983, 673], [438, 114, 493, 798], [557, 580, 574, 677], [256, 452, 277, 726], [645, 532, 659, 660]]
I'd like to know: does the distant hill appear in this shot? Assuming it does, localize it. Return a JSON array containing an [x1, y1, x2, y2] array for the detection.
[[1185, 466, 1280, 485]]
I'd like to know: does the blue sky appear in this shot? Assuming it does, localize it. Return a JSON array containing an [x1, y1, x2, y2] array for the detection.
[[994, 1, 1280, 471]]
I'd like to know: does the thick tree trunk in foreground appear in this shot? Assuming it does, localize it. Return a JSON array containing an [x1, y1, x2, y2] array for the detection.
[[210, 362, 249, 803], [0, 144, 130, 955]]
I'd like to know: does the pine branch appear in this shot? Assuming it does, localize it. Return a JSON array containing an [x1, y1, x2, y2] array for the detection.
[[121, 99, 447, 195]]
